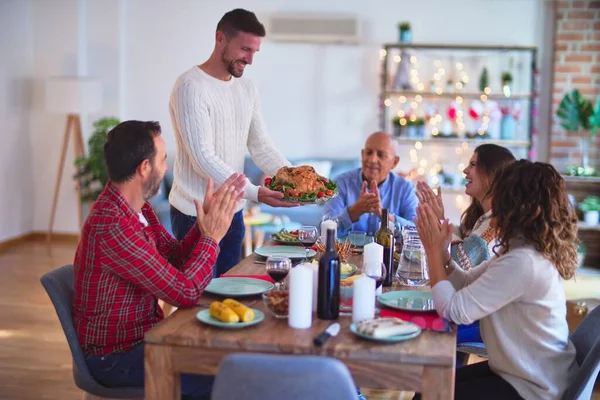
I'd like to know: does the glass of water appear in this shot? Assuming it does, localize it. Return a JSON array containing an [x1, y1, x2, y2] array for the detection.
[[395, 228, 429, 286]]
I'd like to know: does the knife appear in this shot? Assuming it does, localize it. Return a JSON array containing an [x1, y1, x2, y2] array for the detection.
[[313, 322, 340, 346]]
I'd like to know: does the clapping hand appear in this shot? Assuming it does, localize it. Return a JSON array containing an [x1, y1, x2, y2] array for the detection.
[[195, 176, 245, 243], [348, 181, 381, 221], [202, 173, 246, 214], [414, 204, 452, 262], [416, 181, 445, 220]]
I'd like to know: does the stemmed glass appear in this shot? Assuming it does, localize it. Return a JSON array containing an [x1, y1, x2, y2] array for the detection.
[[298, 226, 319, 261], [265, 256, 292, 291], [363, 262, 387, 290]]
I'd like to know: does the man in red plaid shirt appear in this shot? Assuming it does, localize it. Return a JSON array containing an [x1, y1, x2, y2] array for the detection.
[[73, 120, 245, 399]]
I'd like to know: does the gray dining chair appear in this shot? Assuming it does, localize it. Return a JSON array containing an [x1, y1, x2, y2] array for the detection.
[[211, 353, 358, 400], [40, 264, 143, 400], [562, 304, 600, 400]]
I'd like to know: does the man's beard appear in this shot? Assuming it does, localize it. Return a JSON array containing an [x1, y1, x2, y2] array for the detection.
[[222, 51, 246, 77], [143, 169, 163, 201]]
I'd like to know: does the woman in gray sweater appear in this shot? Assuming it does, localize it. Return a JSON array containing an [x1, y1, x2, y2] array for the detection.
[[415, 160, 579, 400]]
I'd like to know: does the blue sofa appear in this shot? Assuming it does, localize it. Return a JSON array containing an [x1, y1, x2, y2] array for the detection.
[[150, 156, 362, 234]]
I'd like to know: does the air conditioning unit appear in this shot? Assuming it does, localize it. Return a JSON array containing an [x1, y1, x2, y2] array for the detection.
[[265, 13, 361, 44]]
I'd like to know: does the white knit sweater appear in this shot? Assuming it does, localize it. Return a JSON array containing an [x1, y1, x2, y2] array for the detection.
[[168, 66, 290, 216]]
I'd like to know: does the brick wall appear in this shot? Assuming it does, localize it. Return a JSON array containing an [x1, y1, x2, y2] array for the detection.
[[551, 0, 600, 173]]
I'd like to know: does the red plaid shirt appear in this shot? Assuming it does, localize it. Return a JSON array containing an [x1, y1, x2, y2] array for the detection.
[[73, 182, 219, 356]]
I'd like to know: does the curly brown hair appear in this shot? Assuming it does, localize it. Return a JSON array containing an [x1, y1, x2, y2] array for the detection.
[[460, 144, 516, 234], [490, 160, 578, 280]]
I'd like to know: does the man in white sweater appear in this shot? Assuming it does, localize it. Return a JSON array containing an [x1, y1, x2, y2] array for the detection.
[[169, 9, 295, 276]]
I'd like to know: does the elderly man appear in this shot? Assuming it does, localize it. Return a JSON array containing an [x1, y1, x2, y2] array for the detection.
[[325, 132, 418, 236]]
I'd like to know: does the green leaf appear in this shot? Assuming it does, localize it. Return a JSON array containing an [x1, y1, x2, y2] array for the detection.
[[73, 116, 120, 201], [589, 95, 600, 137], [556, 89, 593, 132]]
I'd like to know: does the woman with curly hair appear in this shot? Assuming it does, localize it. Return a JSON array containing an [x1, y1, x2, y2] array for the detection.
[[414, 160, 579, 400]]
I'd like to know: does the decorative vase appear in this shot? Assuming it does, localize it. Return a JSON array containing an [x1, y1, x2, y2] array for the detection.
[[500, 115, 515, 140], [399, 29, 412, 43], [394, 50, 412, 90], [584, 210, 599, 226], [581, 136, 591, 170], [393, 125, 404, 137]]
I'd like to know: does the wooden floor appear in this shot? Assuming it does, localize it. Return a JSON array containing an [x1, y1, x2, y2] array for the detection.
[[0, 238, 80, 400], [0, 237, 597, 400]]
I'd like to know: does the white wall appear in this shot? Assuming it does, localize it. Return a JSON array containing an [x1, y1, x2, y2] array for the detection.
[[19, 0, 545, 235], [0, 0, 35, 242]]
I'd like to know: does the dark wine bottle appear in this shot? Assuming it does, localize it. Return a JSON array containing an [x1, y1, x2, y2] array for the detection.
[[317, 228, 340, 320], [376, 208, 395, 287]]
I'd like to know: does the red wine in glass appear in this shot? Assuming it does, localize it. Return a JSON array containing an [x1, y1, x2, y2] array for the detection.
[[267, 269, 289, 283], [368, 275, 385, 289], [364, 262, 386, 289]]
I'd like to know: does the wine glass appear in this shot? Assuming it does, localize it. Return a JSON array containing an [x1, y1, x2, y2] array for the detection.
[[363, 262, 387, 290], [265, 256, 292, 291], [298, 226, 319, 261]]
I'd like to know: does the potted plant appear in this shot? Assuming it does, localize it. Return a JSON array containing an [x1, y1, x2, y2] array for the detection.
[[397, 22, 411, 43], [479, 67, 489, 92], [392, 116, 405, 137], [556, 90, 595, 175], [579, 195, 600, 226], [501, 72, 513, 97], [74, 117, 120, 202], [414, 117, 425, 138]]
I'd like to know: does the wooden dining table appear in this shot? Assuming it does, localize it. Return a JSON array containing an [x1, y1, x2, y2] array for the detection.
[[144, 250, 456, 400]]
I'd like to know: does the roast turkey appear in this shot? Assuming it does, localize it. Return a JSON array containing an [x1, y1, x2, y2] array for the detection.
[[274, 165, 325, 193]]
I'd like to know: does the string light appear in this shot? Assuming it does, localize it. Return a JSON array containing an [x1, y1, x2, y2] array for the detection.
[[484, 87, 491, 95], [420, 159, 428, 167], [432, 127, 439, 135], [379, 49, 387, 60], [431, 176, 439, 185], [435, 87, 443, 94], [456, 96, 463, 104], [384, 99, 392, 107], [409, 149, 417, 157], [415, 141, 423, 149], [456, 62, 463, 70], [399, 96, 407, 103], [400, 118, 407, 125], [410, 69, 419, 77], [416, 83, 425, 91], [415, 95, 423, 102], [397, 110, 405, 117], [480, 94, 488, 102], [461, 142, 469, 150], [418, 167, 425, 175], [410, 115, 417, 122], [410, 101, 418, 109], [410, 56, 417, 64], [455, 82, 463, 90], [393, 55, 401, 63]]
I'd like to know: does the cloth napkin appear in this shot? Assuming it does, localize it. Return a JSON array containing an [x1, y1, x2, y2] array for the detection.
[[220, 274, 275, 284], [379, 309, 451, 332]]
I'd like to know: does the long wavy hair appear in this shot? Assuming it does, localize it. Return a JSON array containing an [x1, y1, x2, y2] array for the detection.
[[460, 144, 516, 234], [490, 160, 578, 280]]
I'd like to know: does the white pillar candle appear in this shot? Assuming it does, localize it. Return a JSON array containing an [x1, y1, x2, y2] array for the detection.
[[304, 262, 319, 312], [288, 264, 313, 329], [320, 219, 337, 243], [352, 275, 376, 323], [363, 242, 383, 267]]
